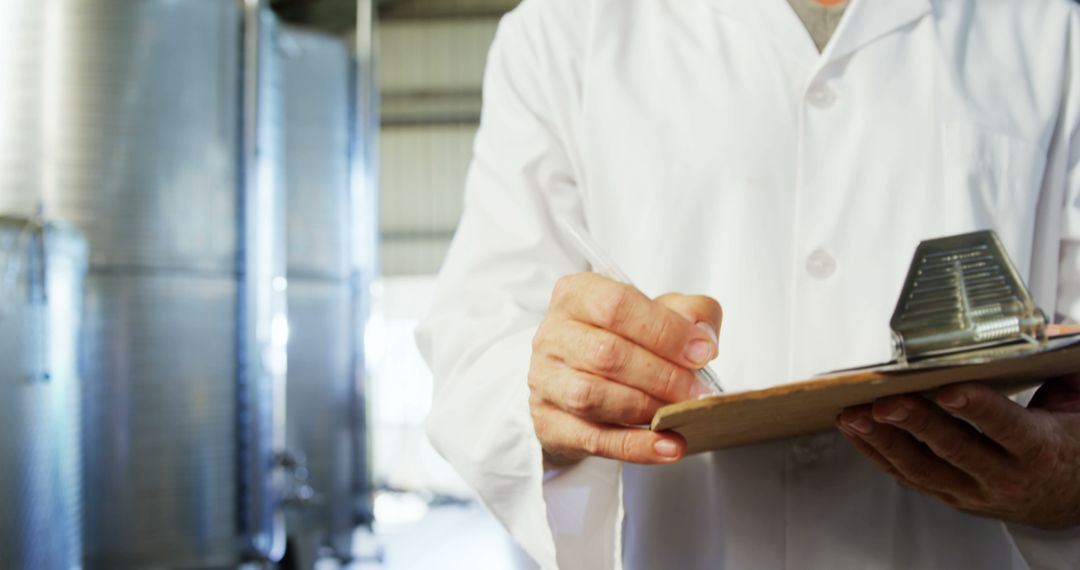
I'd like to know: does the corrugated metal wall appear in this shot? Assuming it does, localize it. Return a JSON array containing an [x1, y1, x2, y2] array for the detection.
[[377, 11, 504, 275], [379, 19, 494, 92], [380, 125, 476, 274]]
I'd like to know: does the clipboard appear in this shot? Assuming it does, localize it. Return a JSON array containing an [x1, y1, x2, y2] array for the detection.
[[652, 231, 1080, 454]]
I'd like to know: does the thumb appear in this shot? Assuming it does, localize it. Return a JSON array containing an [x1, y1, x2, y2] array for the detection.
[[654, 293, 723, 355]]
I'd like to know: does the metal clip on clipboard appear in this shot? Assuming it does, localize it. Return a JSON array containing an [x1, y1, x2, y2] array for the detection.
[[889, 230, 1048, 367]]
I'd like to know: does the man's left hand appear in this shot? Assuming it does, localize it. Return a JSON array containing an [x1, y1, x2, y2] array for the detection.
[[837, 375, 1080, 529]]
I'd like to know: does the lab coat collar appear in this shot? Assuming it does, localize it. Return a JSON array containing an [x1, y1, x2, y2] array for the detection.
[[707, 0, 819, 63], [825, 0, 933, 64], [708, 0, 933, 69]]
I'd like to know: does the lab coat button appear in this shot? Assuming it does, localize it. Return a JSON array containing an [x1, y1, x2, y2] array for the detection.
[[792, 442, 819, 464], [807, 85, 837, 109], [793, 433, 839, 465], [806, 249, 837, 279], [791, 436, 827, 464]]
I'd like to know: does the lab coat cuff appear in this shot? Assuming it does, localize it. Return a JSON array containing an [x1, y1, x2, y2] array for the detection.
[[543, 456, 624, 570], [425, 325, 559, 569]]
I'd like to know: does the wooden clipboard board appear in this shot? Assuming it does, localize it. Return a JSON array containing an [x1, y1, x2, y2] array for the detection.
[[651, 333, 1080, 454]]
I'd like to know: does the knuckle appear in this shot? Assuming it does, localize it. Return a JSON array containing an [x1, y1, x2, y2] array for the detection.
[[647, 315, 677, 352], [905, 407, 931, 434], [590, 335, 625, 374], [531, 322, 551, 352], [990, 476, 1025, 500], [551, 274, 577, 305], [935, 438, 966, 464], [632, 391, 657, 420], [904, 461, 934, 485], [961, 387, 998, 422], [876, 435, 904, 458], [527, 368, 541, 392], [965, 393, 989, 418], [526, 354, 556, 392], [654, 292, 679, 305], [1020, 431, 1058, 469], [994, 424, 1024, 449], [618, 433, 637, 461], [529, 405, 548, 436], [566, 376, 599, 416], [581, 429, 602, 456], [1032, 445, 1060, 472], [695, 295, 723, 320], [658, 364, 683, 401], [595, 283, 633, 330]]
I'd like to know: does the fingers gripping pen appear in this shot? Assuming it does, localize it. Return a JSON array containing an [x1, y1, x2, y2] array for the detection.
[[556, 217, 725, 396]]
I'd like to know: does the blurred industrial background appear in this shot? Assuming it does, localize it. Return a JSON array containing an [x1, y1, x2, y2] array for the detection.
[[0, 0, 528, 569]]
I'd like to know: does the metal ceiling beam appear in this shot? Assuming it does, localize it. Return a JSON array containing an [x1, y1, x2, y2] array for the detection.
[[378, 0, 519, 21], [270, 0, 515, 30], [270, 0, 357, 34]]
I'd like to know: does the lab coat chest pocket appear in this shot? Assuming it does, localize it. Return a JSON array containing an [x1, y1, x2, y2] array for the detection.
[[940, 123, 1047, 248]]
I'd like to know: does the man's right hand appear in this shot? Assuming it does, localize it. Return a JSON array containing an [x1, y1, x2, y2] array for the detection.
[[528, 272, 722, 467]]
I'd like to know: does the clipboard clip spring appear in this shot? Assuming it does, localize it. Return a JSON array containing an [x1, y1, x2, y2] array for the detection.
[[890, 230, 1048, 365]]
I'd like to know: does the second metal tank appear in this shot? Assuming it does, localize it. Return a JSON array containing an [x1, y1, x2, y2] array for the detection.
[[279, 26, 365, 566]]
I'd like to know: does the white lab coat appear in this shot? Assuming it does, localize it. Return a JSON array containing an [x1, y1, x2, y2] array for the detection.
[[416, 0, 1080, 568]]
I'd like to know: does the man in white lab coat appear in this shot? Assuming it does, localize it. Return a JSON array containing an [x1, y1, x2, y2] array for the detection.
[[417, 0, 1080, 568]]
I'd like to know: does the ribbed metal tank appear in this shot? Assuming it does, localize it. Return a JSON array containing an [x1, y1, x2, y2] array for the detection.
[[0, 218, 87, 570], [279, 27, 362, 564], [22, 1, 287, 567]]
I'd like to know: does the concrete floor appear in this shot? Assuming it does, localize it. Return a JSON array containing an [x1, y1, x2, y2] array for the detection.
[[310, 499, 536, 570]]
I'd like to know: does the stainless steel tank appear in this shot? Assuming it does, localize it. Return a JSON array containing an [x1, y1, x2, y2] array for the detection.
[[29, 0, 288, 567], [0, 217, 87, 570], [279, 27, 362, 565]]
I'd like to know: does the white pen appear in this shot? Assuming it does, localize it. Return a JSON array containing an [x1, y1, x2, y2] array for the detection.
[[556, 217, 724, 396]]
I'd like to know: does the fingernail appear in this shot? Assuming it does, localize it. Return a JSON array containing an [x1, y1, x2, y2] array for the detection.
[[938, 392, 969, 410], [654, 439, 680, 458], [847, 418, 873, 435], [695, 321, 719, 344], [881, 406, 909, 423], [684, 340, 712, 366]]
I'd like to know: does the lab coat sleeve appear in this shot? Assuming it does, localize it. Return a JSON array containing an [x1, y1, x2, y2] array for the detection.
[[415, 4, 621, 569], [1005, 6, 1080, 570]]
